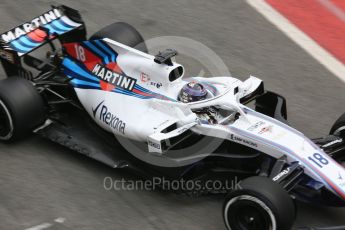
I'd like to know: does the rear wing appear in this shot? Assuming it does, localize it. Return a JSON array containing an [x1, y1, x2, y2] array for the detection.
[[0, 5, 86, 78]]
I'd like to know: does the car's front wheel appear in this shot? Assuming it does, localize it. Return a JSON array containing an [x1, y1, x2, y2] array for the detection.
[[330, 112, 345, 137], [223, 176, 295, 230]]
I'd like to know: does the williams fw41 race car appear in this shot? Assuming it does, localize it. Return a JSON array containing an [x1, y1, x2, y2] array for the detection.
[[2, 5, 345, 230]]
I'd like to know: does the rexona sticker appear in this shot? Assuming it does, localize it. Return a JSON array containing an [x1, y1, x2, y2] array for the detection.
[[92, 101, 126, 135], [92, 64, 137, 91]]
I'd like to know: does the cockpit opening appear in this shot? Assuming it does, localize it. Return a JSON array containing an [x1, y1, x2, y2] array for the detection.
[[192, 106, 240, 125]]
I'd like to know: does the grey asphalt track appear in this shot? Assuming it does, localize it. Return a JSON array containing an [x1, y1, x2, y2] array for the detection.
[[1, 0, 345, 229]]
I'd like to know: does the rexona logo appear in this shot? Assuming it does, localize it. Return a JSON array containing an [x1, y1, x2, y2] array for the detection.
[[92, 101, 126, 135], [92, 64, 137, 91], [1, 9, 62, 43]]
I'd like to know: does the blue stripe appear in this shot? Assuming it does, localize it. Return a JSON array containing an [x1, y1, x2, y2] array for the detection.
[[64, 65, 100, 83], [62, 58, 100, 82], [70, 83, 101, 90], [52, 20, 73, 31], [114, 87, 148, 99], [114, 87, 150, 99], [63, 58, 175, 101], [94, 40, 117, 62], [18, 36, 39, 48], [84, 41, 109, 64], [134, 84, 176, 101], [43, 23, 63, 35], [134, 84, 153, 93], [16, 39, 35, 49], [133, 85, 163, 98], [64, 68, 100, 84], [50, 22, 66, 33], [58, 19, 75, 29], [9, 45, 27, 54], [10, 40, 31, 52], [70, 78, 100, 88]]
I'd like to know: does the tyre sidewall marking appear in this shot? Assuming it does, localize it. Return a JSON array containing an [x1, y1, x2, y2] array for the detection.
[[223, 194, 277, 230], [0, 99, 14, 140]]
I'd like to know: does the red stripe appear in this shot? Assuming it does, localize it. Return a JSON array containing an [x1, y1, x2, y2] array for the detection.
[[267, 0, 345, 64], [132, 88, 153, 97], [100, 80, 115, 91], [106, 62, 123, 74], [27, 29, 47, 42], [63, 43, 103, 71]]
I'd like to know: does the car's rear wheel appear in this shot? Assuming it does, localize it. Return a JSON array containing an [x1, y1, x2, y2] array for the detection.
[[223, 176, 295, 230], [0, 77, 46, 141], [90, 22, 148, 53]]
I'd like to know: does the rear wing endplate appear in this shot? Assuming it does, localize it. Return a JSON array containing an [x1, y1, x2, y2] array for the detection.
[[0, 5, 85, 57]]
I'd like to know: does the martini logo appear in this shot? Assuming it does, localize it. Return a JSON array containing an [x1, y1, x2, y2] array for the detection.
[[92, 101, 126, 135], [92, 64, 136, 91], [1, 9, 62, 43]]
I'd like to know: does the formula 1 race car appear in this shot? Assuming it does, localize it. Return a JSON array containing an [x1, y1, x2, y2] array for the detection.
[[2, 5, 345, 230]]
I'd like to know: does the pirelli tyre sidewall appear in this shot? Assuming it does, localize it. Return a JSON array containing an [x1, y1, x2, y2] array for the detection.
[[0, 77, 46, 141], [223, 176, 295, 230], [330, 112, 345, 137]]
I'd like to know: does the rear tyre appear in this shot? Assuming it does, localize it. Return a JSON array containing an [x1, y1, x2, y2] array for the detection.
[[90, 22, 148, 53], [223, 176, 295, 230], [0, 77, 46, 141], [330, 112, 345, 137]]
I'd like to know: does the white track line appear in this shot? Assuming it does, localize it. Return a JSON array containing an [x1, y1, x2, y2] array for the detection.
[[54, 217, 66, 223], [25, 223, 52, 230], [317, 0, 345, 23], [25, 217, 66, 230], [246, 0, 345, 83]]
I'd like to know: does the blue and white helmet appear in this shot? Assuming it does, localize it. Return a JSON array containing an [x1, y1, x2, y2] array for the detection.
[[178, 81, 208, 103]]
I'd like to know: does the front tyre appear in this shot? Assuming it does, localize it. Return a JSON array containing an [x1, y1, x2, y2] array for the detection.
[[330, 112, 345, 137], [223, 176, 295, 230], [0, 77, 46, 141]]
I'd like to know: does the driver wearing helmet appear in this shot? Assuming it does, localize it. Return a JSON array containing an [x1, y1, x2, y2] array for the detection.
[[178, 81, 238, 125], [178, 81, 208, 103], [178, 81, 217, 123]]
